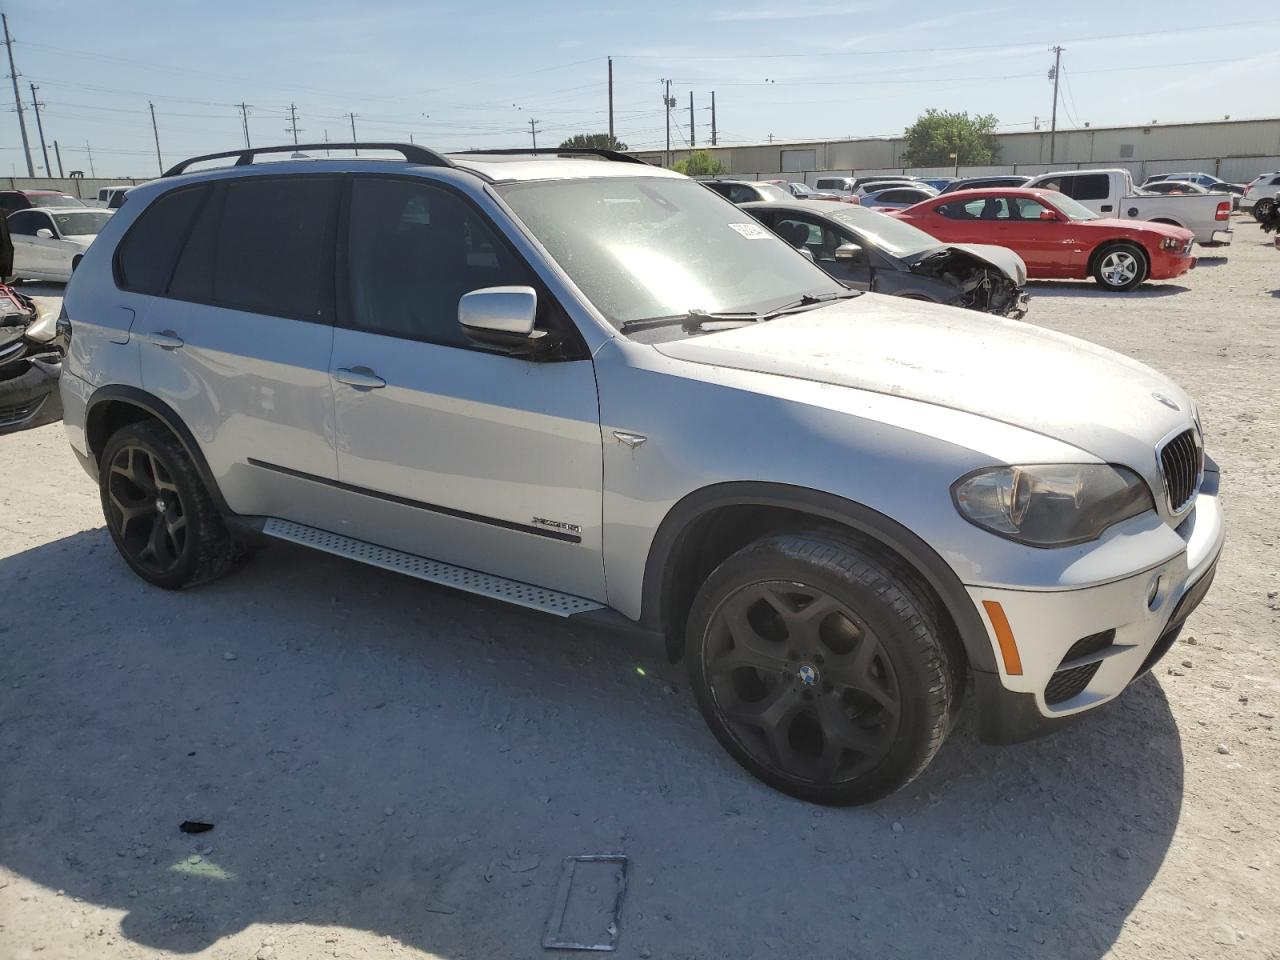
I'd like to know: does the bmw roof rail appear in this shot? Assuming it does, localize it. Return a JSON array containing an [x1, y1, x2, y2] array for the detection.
[[450, 147, 650, 165], [162, 142, 454, 178]]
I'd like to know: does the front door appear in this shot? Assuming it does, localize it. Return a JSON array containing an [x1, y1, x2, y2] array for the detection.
[[329, 175, 605, 601], [763, 211, 874, 289], [7, 210, 57, 279]]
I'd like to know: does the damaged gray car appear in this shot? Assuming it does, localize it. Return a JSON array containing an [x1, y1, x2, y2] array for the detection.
[[742, 200, 1029, 318]]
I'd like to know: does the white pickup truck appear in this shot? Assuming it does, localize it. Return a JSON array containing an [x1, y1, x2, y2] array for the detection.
[[1025, 168, 1233, 246]]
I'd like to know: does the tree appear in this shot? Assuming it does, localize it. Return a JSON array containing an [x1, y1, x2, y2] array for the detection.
[[559, 132, 629, 151], [673, 149, 728, 176], [900, 110, 1000, 168]]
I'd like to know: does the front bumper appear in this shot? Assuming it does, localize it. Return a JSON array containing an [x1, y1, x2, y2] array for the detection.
[[0, 358, 63, 435], [968, 464, 1224, 744]]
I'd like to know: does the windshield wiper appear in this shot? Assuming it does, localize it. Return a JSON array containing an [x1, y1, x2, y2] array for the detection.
[[760, 289, 862, 320], [618, 309, 760, 334]]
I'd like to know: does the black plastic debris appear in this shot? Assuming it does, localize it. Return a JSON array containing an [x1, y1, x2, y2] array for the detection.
[[179, 821, 214, 834]]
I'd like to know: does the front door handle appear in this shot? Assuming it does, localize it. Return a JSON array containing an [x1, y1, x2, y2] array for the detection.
[[147, 330, 184, 350], [335, 366, 386, 390]]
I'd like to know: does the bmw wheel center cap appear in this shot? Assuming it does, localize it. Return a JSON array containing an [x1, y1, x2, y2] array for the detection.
[[798, 663, 819, 686]]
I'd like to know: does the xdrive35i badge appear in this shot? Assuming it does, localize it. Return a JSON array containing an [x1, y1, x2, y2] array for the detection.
[[532, 518, 582, 535], [1152, 392, 1180, 411]]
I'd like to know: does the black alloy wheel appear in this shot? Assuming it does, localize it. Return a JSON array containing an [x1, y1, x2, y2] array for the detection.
[[686, 531, 956, 805], [105, 443, 189, 577], [702, 581, 902, 785]]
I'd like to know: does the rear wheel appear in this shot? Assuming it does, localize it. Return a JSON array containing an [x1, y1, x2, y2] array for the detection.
[[1092, 242, 1148, 291], [1253, 198, 1276, 223], [685, 530, 956, 805], [99, 421, 236, 589]]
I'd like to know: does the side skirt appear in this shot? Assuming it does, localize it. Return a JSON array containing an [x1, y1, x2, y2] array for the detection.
[[262, 518, 604, 618]]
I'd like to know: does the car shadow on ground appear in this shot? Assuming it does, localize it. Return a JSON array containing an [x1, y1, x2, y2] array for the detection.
[[0, 529, 1185, 960], [1195, 256, 1228, 267], [1027, 281, 1190, 299]]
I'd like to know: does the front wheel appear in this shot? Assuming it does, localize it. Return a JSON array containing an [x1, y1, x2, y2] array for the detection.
[[1092, 243, 1149, 291], [99, 421, 236, 589], [685, 530, 956, 805]]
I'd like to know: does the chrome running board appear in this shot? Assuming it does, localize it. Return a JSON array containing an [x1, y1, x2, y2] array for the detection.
[[262, 518, 604, 618]]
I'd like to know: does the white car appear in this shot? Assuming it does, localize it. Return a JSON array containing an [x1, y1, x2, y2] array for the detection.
[[5, 207, 113, 282], [1241, 171, 1280, 222]]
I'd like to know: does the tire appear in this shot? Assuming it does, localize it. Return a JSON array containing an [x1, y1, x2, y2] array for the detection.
[[99, 421, 235, 589], [1253, 199, 1275, 223], [1092, 242, 1148, 291], [685, 530, 956, 805]]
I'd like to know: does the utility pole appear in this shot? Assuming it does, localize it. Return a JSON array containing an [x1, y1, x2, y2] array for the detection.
[[2, 13, 34, 177], [287, 103, 302, 144], [237, 102, 251, 148], [528, 117, 539, 149], [689, 91, 695, 149], [29, 82, 50, 176], [348, 113, 357, 154], [149, 101, 163, 175], [1048, 45, 1063, 164], [711, 91, 717, 147], [324, 129, 330, 157], [607, 57, 614, 140], [53, 139, 64, 178], [661, 79, 675, 167], [84, 141, 95, 178]]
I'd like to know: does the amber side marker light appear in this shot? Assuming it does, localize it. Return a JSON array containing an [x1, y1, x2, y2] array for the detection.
[[982, 600, 1024, 676]]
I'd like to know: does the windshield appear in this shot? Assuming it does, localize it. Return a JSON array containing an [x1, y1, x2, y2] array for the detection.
[[498, 177, 844, 333], [827, 207, 939, 258], [30, 194, 87, 208], [52, 210, 112, 236], [1042, 193, 1099, 221]]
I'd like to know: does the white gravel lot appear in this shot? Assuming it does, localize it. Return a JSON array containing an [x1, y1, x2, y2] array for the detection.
[[1, 222, 1277, 960]]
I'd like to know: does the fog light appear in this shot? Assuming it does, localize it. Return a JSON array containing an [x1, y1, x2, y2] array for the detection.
[[1147, 575, 1164, 611]]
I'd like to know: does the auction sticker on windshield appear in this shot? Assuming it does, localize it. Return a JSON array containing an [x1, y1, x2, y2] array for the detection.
[[727, 222, 772, 239]]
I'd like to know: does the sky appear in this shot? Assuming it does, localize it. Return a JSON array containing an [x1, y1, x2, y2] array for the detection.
[[2, 0, 1278, 178]]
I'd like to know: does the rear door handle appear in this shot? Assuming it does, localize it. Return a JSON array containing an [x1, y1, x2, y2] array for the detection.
[[147, 330, 184, 350], [335, 366, 386, 390]]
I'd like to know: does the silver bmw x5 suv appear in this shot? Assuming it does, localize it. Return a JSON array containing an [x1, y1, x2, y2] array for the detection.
[[58, 143, 1223, 804]]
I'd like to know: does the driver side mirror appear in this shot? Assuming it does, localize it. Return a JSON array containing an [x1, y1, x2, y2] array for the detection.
[[834, 242, 864, 260], [1039, 210, 1059, 222], [458, 286, 552, 357], [35, 228, 55, 239]]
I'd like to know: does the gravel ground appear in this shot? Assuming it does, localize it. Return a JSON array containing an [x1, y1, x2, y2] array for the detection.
[[2, 221, 1277, 960]]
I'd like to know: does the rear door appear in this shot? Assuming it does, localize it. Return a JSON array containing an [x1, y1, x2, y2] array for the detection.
[[133, 175, 341, 525], [328, 174, 606, 600]]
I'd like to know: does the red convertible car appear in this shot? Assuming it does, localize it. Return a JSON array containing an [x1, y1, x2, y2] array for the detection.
[[894, 188, 1196, 291]]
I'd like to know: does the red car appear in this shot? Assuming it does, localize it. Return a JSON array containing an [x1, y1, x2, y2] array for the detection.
[[894, 188, 1195, 291]]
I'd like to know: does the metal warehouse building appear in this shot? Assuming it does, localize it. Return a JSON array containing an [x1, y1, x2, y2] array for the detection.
[[632, 116, 1280, 184]]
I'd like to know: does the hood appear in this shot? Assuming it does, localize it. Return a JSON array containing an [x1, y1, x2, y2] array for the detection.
[[654, 294, 1192, 468], [907, 243, 1027, 286], [1081, 218, 1193, 242]]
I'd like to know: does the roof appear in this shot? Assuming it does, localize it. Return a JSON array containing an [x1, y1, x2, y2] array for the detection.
[[449, 154, 682, 183]]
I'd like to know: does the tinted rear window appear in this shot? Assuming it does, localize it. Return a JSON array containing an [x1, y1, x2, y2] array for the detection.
[[116, 186, 207, 295], [211, 176, 339, 322]]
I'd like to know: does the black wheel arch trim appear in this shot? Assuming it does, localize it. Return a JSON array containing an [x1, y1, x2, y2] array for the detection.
[[84, 384, 232, 516], [639, 481, 997, 674]]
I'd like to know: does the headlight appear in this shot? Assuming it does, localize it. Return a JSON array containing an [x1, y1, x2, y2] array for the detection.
[[951, 464, 1155, 547], [1161, 237, 1181, 250]]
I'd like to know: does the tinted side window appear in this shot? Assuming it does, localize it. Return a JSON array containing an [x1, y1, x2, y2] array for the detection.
[[116, 186, 207, 294], [212, 176, 338, 322], [168, 186, 222, 304], [1072, 174, 1110, 201], [704, 182, 732, 198], [8, 211, 41, 236], [0, 193, 23, 214], [727, 185, 757, 204], [345, 177, 533, 348]]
